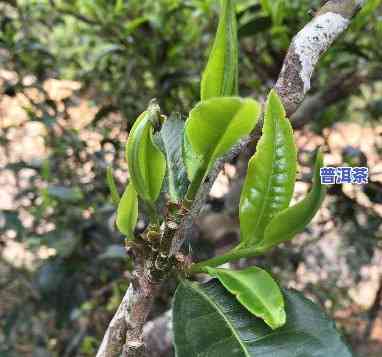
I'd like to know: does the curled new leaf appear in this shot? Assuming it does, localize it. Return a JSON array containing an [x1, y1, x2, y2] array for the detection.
[[126, 104, 166, 203], [116, 183, 138, 240], [206, 266, 286, 330], [106, 166, 120, 206], [182, 131, 204, 182], [239, 90, 297, 247], [201, 0, 238, 100], [259, 150, 327, 250], [160, 113, 189, 202], [184, 97, 261, 183]]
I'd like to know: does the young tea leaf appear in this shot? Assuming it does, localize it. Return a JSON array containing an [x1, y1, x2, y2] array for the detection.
[[184, 97, 261, 182], [259, 150, 327, 250], [116, 183, 138, 240], [201, 0, 238, 100], [206, 266, 286, 329], [126, 104, 166, 203], [239, 90, 297, 247], [160, 113, 189, 202], [173, 279, 353, 357], [106, 166, 120, 206]]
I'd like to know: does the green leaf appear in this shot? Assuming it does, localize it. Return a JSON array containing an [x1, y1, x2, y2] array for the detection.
[[106, 166, 120, 206], [173, 279, 353, 357], [259, 0, 272, 15], [184, 97, 261, 180], [352, 0, 381, 31], [114, 0, 124, 14], [182, 130, 204, 182], [205, 266, 285, 329], [160, 113, 189, 202], [116, 183, 138, 240], [126, 104, 166, 203], [239, 90, 297, 247], [258, 150, 327, 250], [201, 0, 238, 100], [272, 0, 285, 26]]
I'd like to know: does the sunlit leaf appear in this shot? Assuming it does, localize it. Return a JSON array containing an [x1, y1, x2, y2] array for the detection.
[[259, 150, 326, 250], [126, 103, 166, 203], [206, 266, 285, 329], [184, 97, 261, 181], [106, 166, 120, 206], [201, 0, 238, 100], [239, 90, 296, 247], [116, 183, 138, 240]]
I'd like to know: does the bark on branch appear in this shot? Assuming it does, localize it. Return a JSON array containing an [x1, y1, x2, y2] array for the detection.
[[96, 1, 368, 356], [275, 0, 366, 116]]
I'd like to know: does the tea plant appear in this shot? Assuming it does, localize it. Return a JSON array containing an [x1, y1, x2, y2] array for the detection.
[[98, 0, 370, 356]]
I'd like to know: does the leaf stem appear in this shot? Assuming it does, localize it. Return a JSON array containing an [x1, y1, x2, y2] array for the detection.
[[188, 246, 267, 274]]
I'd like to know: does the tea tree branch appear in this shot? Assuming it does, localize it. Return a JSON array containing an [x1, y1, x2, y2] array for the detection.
[[96, 267, 161, 357]]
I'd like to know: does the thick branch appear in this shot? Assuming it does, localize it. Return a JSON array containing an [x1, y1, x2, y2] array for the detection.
[[275, 0, 365, 116], [96, 268, 161, 357], [143, 310, 173, 357]]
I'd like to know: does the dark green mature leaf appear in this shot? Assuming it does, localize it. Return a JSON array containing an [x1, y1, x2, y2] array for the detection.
[[239, 90, 296, 247], [126, 104, 166, 203], [201, 0, 238, 100], [184, 97, 261, 180], [116, 183, 138, 240], [206, 266, 285, 329], [173, 279, 353, 357], [258, 150, 326, 250], [160, 113, 189, 202]]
